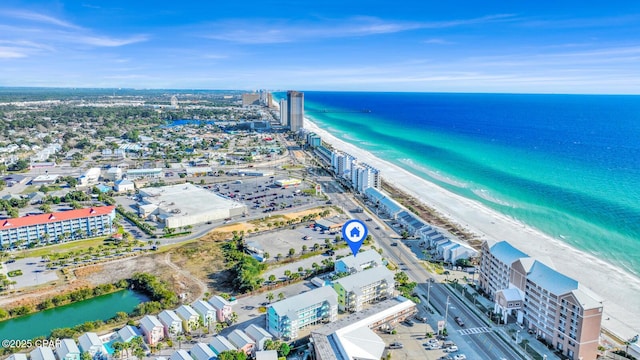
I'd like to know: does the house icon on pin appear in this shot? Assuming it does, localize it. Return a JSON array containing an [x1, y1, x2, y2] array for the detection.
[[350, 227, 360, 239]]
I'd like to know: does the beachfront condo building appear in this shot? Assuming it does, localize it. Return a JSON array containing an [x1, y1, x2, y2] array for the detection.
[[479, 240, 603, 360], [287, 91, 304, 132], [0, 206, 116, 248], [332, 266, 395, 312], [279, 99, 288, 126], [266, 286, 338, 340]]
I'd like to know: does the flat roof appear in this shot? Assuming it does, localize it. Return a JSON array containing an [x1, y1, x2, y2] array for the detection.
[[333, 266, 394, 293], [270, 286, 337, 319]]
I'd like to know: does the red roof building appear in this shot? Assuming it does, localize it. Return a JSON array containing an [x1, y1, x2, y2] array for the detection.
[[0, 206, 116, 248]]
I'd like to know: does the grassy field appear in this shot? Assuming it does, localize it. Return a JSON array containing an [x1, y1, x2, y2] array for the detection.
[[15, 237, 111, 258]]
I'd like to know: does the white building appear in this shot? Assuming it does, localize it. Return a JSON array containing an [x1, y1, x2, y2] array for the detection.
[[78, 168, 101, 186], [189, 343, 216, 360], [30, 347, 56, 360], [140, 315, 165, 346], [334, 249, 383, 274], [311, 297, 417, 360], [114, 179, 135, 193], [255, 350, 278, 360], [7, 354, 28, 360], [105, 167, 123, 181], [332, 266, 395, 312], [192, 300, 216, 327], [279, 99, 288, 126], [126, 168, 162, 180], [287, 91, 304, 132], [245, 324, 273, 351], [159, 309, 183, 336], [138, 183, 247, 229], [55, 339, 81, 360], [78, 333, 107, 359], [176, 304, 200, 332]]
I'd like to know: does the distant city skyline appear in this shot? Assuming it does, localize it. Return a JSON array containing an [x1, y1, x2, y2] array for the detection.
[[1, 1, 640, 94]]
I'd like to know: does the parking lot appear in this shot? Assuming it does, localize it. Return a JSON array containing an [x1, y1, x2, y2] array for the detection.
[[3, 257, 59, 289]]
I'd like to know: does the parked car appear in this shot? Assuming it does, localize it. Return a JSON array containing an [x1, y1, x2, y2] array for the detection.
[[454, 316, 465, 327], [453, 355, 467, 360], [443, 346, 458, 353], [402, 319, 414, 327], [388, 342, 403, 349]]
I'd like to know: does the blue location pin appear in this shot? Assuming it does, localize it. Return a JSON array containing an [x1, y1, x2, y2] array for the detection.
[[342, 219, 368, 257]]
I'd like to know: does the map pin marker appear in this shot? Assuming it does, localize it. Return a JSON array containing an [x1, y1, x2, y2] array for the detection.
[[342, 219, 368, 257]]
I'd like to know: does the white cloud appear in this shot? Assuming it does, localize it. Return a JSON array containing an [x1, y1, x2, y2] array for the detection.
[[73, 34, 149, 47], [0, 9, 81, 29]]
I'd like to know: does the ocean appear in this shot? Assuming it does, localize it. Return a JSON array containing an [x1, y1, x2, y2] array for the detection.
[[281, 91, 640, 277]]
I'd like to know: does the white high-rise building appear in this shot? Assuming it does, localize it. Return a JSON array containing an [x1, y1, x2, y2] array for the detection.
[[287, 91, 304, 132], [280, 99, 288, 126]]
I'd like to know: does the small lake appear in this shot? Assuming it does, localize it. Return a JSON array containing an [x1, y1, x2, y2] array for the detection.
[[0, 289, 148, 343]]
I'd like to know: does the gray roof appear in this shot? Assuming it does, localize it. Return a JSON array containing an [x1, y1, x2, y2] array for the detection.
[[159, 310, 182, 325], [334, 266, 394, 293], [397, 210, 427, 229], [30, 347, 56, 360], [490, 241, 529, 266], [527, 260, 578, 296], [176, 305, 199, 321], [189, 343, 216, 360], [209, 336, 236, 355], [192, 300, 215, 316], [56, 339, 80, 359], [227, 329, 254, 348], [117, 325, 141, 342], [336, 249, 383, 272], [78, 332, 103, 351], [497, 288, 524, 302], [208, 295, 231, 310], [244, 324, 272, 342], [7, 354, 28, 360], [571, 285, 603, 310], [270, 286, 338, 319], [364, 187, 403, 215], [140, 315, 163, 333], [170, 350, 193, 360]]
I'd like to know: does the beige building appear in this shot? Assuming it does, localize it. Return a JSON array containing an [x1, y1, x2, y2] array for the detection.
[[479, 240, 603, 360]]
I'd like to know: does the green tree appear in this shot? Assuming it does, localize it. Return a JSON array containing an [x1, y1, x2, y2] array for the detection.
[[266, 292, 274, 303]]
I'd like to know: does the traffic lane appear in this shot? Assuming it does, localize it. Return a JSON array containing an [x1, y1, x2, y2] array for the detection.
[[420, 283, 517, 360]]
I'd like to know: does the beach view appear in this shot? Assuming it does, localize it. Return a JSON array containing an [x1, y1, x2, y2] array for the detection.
[[0, 1, 639, 360]]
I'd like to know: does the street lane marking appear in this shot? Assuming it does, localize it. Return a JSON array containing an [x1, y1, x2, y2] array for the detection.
[[458, 327, 492, 335]]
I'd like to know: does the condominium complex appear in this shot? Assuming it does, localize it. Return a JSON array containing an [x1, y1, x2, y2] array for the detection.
[[332, 266, 395, 312], [330, 151, 381, 192], [334, 249, 383, 274], [0, 206, 116, 248], [479, 240, 603, 360], [287, 91, 304, 132], [279, 99, 288, 126], [266, 286, 338, 339]]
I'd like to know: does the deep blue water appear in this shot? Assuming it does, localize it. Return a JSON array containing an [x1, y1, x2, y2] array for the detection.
[[281, 91, 640, 277]]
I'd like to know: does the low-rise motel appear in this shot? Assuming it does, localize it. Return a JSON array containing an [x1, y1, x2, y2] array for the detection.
[[0, 206, 116, 248]]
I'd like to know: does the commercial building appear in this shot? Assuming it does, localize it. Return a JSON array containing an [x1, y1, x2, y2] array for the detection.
[[242, 93, 261, 107], [267, 286, 338, 340], [114, 179, 135, 193], [140, 315, 165, 346], [78, 332, 107, 359], [31, 174, 60, 186], [55, 339, 81, 360], [275, 178, 301, 187], [332, 266, 395, 312], [310, 297, 417, 360], [125, 168, 163, 180], [0, 206, 115, 248], [334, 249, 383, 274], [138, 183, 247, 229], [479, 240, 603, 360], [287, 91, 304, 132]]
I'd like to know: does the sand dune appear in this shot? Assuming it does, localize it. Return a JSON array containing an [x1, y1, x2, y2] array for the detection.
[[304, 118, 640, 339]]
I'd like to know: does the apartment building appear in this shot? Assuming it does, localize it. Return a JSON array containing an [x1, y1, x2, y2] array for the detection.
[[266, 286, 338, 340], [334, 249, 383, 274], [480, 240, 603, 360], [0, 206, 115, 248], [332, 266, 395, 312], [140, 315, 165, 346]]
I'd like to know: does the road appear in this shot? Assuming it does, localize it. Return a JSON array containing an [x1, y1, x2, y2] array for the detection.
[[318, 173, 526, 360]]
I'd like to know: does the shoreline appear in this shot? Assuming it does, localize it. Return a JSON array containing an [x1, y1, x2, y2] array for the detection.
[[302, 116, 640, 339]]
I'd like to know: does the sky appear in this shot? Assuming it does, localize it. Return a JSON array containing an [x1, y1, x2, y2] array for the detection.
[[1, 1, 640, 94]]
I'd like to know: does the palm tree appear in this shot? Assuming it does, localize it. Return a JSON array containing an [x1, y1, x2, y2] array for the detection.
[[278, 292, 285, 301], [266, 292, 274, 303]]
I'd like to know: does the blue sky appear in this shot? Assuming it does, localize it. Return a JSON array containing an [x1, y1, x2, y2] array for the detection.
[[1, 1, 640, 93]]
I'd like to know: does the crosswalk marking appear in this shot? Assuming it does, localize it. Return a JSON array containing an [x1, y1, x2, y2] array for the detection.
[[458, 327, 492, 336]]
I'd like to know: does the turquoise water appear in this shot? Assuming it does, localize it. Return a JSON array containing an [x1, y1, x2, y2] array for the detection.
[[279, 91, 640, 277], [103, 339, 116, 354], [0, 290, 147, 342]]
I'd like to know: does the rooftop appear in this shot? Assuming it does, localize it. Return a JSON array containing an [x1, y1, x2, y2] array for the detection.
[[0, 206, 115, 230], [489, 240, 529, 266], [527, 260, 578, 296], [270, 286, 337, 319], [333, 266, 394, 293], [335, 249, 383, 273]]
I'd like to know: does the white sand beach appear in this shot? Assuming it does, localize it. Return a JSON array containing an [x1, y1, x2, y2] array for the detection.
[[303, 117, 640, 339]]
